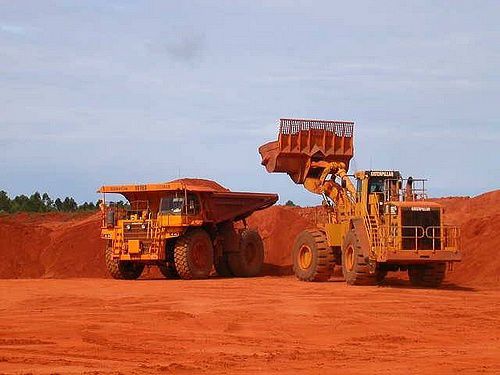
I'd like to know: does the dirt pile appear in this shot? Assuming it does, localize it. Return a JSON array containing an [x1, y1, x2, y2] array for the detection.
[[435, 190, 500, 286], [0, 189, 498, 285], [0, 212, 105, 279], [247, 206, 317, 274]]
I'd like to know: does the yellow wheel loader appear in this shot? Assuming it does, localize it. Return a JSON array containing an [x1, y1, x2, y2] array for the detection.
[[260, 118, 460, 287]]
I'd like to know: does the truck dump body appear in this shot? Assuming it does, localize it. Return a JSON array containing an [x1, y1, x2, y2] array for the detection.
[[98, 178, 278, 222], [206, 191, 278, 222], [259, 118, 354, 184]]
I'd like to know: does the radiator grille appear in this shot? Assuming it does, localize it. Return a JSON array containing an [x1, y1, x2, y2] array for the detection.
[[401, 208, 440, 250], [123, 223, 148, 240]]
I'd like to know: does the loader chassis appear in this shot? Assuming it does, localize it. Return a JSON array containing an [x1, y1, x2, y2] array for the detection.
[[99, 179, 278, 280], [260, 118, 461, 287]]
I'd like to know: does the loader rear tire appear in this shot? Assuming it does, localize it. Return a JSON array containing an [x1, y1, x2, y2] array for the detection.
[[293, 229, 333, 282], [228, 229, 264, 277], [408, 263, 446, 288], [341, 230, 383, 286], [105, 245, 144, 280], [174, 229, 214, 280]]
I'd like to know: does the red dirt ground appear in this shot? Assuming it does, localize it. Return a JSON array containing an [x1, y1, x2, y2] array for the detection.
[[0, 278, 498, 374], [0, 190, 499, 373]]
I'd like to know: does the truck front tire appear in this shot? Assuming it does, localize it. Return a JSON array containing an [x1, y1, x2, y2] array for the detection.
[[174, 229, 214, 280], [105, 245, 144, 280]]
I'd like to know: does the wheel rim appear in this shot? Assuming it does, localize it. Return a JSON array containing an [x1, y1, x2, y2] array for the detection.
[[191, 240, 210, 270], [345, 245, 355, 272], [298, 245, 313, 270]]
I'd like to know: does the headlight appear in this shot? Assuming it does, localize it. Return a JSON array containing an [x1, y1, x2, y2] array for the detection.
[[125, 224, 131, 230], [141, 224, 146, 229]]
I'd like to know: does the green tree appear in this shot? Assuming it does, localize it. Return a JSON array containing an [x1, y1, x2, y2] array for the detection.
[[61, 197, 77, 212], [0, 190, 11, 212], [28, 192, 46, 212], [54, 198, 63, 211], [11, 195, 30, 212], [42, 193, 53, 211], [285, 200, 296, 207]]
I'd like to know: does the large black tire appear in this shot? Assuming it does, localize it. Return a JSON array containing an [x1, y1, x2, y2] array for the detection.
[[214, 253, 233, 277], [215, 222, 237, 277], [105, 245, 144, 280], [341, 230, 383, 286], [408, 263, 446, 288], [158, 262, 179, 279], [159, 240, 180, 279], [292, 229, 333, 282], [228, 229, 264, 277], [174, 229, 214, 280]]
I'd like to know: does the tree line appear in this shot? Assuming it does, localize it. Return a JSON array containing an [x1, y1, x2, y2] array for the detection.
[[0, 191, 100, 213]]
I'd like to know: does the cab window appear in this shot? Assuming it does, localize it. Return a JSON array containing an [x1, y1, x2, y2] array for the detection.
[[159, 192, 200, 215], [369, 178, 384, 193]]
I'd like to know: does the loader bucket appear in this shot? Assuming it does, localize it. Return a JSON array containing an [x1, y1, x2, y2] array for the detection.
[[259, 118, 354, 184]]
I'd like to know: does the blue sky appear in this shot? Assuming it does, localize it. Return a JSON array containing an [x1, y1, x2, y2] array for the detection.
[[1, 1, 499, 205]]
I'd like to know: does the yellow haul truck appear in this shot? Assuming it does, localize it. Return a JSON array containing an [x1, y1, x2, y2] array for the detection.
[[99, 178, 278, 280], [259, 119, 461, 287]]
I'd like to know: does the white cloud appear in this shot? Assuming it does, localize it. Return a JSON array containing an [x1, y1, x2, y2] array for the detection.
[[0, 23, 27, 35]]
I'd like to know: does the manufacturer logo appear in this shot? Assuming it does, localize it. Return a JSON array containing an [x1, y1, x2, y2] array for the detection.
[[370, 171, 395, 177], [411, 207, 431, 211]]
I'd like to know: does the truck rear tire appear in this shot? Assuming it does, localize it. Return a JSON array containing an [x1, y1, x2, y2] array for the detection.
[[292, 229, 333, 282], [214, 253, 233, 277], [174, 229, 214, 280], [228, 229, 264, 277], [105, 245, 144, 280], [341, 230, 383, 286], [408, 263, 446, 288], [158, 262, 179, 279]]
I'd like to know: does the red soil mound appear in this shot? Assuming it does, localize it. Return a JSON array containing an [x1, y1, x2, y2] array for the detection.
[[435, 190, 500, 286], [0, 189, 498, 285], [0, 212, 105, 279], [247, 206, 317, 274]]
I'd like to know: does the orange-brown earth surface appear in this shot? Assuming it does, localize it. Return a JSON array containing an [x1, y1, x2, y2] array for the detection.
[[0, 190, 499, 374]]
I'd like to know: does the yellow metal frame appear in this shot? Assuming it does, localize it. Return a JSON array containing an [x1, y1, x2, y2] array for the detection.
[[306, 163, 461, 264], [100, 188, 204, 262]]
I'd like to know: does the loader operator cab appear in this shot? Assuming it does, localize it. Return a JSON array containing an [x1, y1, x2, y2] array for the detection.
[[356, 171, 402, 216]]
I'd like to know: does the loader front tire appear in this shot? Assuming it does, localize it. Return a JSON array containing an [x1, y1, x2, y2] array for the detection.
[[341, 230, 383, 286], [293, 229, 333, 282], [228, 229, 264, 277], [408, 263, 446, 288], [105, 245, 144, 280], [174, 229, 214, 280]]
